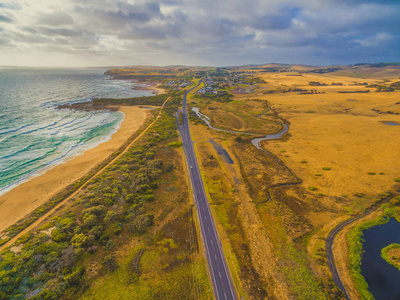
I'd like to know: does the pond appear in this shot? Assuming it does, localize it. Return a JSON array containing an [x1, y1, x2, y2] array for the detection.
[[361, 218, 400, 300], [383, 122, 399, 126]]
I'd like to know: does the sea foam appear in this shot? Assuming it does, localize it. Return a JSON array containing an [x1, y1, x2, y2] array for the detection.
[[0, 68, 152, 196]]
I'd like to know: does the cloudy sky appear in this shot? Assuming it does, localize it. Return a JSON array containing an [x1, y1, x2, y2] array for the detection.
[[0, 0, 399, 67]]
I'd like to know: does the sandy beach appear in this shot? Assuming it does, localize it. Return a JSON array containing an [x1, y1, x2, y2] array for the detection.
[[0, 105, 148, 233]]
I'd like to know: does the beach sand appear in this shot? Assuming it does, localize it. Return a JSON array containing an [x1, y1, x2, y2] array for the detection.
[[0, 106, 148, 233]]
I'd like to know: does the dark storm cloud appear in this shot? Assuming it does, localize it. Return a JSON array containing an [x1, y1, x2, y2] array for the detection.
[[252, 6, 301, 30], [1, 0, 400, 65]]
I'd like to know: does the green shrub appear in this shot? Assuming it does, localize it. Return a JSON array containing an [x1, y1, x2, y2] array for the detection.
[[83, 213, 98, 228], [99, 233, 110, 245], [63, 266, 85, 288], [51, 228, 67, 242], [167, 141, 182, 148], [104, 210, 117, 224], [143, 194, 155, 202], [104, 240, 115, 250], [125, 193, 136, 204], [113, 223, 124, 236], [71, 233, 88, 249]]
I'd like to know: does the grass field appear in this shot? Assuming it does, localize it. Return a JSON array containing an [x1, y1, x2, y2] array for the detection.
[[254, 72, 400, 201], [187, 66, 400, 299]]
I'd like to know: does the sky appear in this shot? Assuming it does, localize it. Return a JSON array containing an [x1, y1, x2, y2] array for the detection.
[[0, 0, 399, 67]]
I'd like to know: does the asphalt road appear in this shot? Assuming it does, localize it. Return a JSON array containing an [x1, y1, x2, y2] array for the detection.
[[178, 81, 237, 300]]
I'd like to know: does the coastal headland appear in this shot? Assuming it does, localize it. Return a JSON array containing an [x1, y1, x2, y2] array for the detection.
[[0, 105, 148, 233]]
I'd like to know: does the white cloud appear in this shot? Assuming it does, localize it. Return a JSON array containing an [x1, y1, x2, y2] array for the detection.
[[0, 0, 399, 66]]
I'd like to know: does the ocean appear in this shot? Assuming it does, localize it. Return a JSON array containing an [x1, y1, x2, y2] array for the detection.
[[0, 67, 153, 195]]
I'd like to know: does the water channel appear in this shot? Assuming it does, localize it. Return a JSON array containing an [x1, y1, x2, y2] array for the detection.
[[361, 218, 400, 300]]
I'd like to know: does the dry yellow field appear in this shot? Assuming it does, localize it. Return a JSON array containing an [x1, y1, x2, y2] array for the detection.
[[253, 72, 400, 202]]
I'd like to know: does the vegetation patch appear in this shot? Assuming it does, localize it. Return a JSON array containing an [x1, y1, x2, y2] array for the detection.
[[0, 91, 211, 300], [166, 141, 182, 148], [381, 243, 400, 271]]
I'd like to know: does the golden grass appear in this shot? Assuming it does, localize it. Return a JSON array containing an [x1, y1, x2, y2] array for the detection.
[[254, 72, 400, 200]]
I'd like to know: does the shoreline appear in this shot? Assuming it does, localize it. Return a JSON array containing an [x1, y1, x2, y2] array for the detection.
[[0, 105, 148, 233], [0, 110, 125, 198]]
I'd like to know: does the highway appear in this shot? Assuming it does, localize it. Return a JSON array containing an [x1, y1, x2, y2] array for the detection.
[[178, 80, 237, 300]]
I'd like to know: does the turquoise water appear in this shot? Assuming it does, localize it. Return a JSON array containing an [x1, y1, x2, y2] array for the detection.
[[0, 67, 152, 195]]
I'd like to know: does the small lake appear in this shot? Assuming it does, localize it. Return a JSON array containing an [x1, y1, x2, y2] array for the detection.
[[361, 218, 400, 300], [383, 122, 399, 126]]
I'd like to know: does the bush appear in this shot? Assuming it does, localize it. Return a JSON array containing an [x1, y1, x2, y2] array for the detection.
[[71, 233, 88, 249], [143, 194, 155, 202], [138, 184, 151, 193], [167, 141, 182, 148], [132, 215, 152, 234], [125, 193, 136, 204], [51, 228, 67, 242], [99, 233, 110, 245], [83, 205, 105, 217], [88, 226, 103, 240], [59, 217, 76, 232], [235, 136, 243, 143], [83, 213, 98, 228], [63, 266, 85, 288], [104, 240, 115, 250], [102, 254, 118, 272], [104, 211, 117, 224], [113, 223, 123, 236]]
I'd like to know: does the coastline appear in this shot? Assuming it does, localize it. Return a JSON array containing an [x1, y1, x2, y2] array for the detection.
[[0, 105, 148, 233]]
